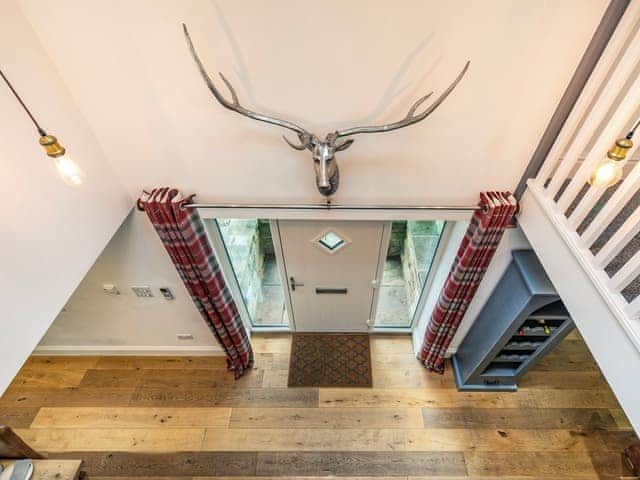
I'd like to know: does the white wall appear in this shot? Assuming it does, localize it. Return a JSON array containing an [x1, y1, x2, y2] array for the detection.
[[0, 2, 131, 394], [38, 211, 223, 354], [412, 224, 531, 355], [18, 0, 606, 206]]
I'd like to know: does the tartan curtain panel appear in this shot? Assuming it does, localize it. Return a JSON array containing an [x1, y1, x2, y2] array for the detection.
[[140, 187, 253, 378], [418, 191, 517, 374]]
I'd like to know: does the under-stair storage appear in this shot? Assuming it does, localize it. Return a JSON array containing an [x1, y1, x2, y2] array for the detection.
[[452, 250, 574, 391]]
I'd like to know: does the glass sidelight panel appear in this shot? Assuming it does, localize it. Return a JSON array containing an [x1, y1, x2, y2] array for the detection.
[[374, 220, 446, 328], [213, 219, 288, 327]]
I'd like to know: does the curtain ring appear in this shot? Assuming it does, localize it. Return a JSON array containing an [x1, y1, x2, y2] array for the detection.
[[136, 190, 152, 212], [179, 193, 197, 210]]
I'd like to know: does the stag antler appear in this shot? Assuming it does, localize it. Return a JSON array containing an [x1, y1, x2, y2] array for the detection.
[[335, 61, 470, 138], [182, 23, 313, 149], [183, 22, 469, 149]]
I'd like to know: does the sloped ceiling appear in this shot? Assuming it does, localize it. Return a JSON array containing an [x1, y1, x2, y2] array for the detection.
[[19, 0, 607, 205]]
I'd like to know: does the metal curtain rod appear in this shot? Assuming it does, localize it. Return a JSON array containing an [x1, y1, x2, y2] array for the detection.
[[136, 191, 482, 212], [184, 202, 482, 212]]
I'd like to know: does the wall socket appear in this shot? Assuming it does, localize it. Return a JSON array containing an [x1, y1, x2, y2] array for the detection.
[[131, 286, 154, 298]]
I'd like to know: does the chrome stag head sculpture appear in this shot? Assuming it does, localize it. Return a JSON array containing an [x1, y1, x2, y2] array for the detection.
[[183, 24, 469, 198]]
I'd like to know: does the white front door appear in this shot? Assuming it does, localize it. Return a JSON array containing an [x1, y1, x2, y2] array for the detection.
[[277, 220, 386, 332]]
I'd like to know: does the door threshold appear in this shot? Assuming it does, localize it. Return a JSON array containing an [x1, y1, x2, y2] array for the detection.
[[250, 326, 292, 333], [370, 328, 413, 334], [250, 328, 413, 334]]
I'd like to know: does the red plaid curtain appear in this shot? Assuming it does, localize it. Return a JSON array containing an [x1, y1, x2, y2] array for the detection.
[[140, 188, 253, 378], [419, 191, 517, 373]]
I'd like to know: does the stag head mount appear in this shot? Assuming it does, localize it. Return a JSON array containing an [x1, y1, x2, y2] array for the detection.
[[183, 24, 469, 198]]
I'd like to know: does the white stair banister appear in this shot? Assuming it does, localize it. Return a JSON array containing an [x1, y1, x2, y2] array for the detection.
[[626, 292, 640, 317], [594, 205, 640, 267], [582, 160, 640, 245], [555, 69, 640, 214], [547, 21, 640, 199], [536, 3, 640, 188], [566, 185, 608, 230], [610, 248, 640, 291]]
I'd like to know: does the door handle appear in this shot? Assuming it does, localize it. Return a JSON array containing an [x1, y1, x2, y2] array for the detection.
[[289, 276, 305, 291]]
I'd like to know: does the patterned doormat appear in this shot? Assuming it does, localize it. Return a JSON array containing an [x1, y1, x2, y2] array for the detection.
[[288, 333, 372, 387]]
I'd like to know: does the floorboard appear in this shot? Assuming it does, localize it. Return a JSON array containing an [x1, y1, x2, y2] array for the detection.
[[516, 370, 607, 389], [48, 452, 258, 476], [31, 407, 232, 429], [130, 386, 318, 408], [421, 407, 619, 430], [2, 334, 637, 478], [16, 427, 206, 452], [137, 369, 265, 389], [254, 452, 467, 476], [464, 451, 597, 477], [0, 406, 40, 428], [228, 407, 423, 429], [80, 369, 145, 388], [318, 387, 619, 409], [0, 386, 134, 407]]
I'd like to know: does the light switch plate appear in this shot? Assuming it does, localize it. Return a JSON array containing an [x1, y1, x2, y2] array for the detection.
[[131, 286, 154, 298], [103, 283, 120, 295]]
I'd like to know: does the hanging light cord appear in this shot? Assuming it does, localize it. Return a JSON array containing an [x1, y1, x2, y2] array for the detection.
[[0, 68, 46, 136], [626, 118, 640, 139]]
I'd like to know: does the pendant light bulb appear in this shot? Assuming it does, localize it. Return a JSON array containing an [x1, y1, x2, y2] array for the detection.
[[39, 133, 85, 186], [589, 158, 623, 187], [1, 69, 86, 186], [54, 155, 85, 186], [589, 137, 632, 188]]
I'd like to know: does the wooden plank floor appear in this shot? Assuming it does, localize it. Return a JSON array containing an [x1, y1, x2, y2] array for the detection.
[[1, 333, 637, 479]]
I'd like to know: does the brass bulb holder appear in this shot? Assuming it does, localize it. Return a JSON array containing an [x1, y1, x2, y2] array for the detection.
[[606, 137, 633, 162], [39, 134, 66, 158]]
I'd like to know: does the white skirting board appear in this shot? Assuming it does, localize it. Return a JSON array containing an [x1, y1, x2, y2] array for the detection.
[[519, 188, 640, 433], [33, 345, 225, 356]]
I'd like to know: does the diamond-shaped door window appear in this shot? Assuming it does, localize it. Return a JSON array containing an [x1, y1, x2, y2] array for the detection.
[[318, 231, 345, 252], [312, 228, 351, 255]]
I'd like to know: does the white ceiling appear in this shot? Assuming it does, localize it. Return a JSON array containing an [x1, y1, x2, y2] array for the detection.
[[18, 0, 607, 205]]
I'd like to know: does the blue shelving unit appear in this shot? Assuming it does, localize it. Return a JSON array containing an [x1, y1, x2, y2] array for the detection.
[[451, 250, 574, 391]]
